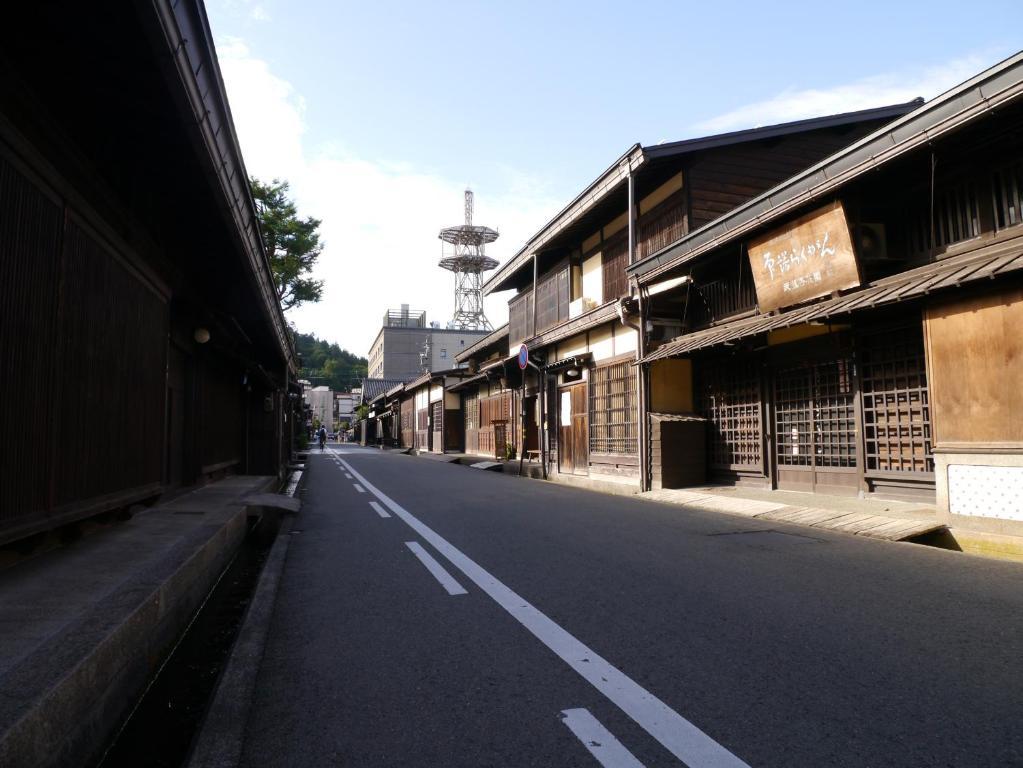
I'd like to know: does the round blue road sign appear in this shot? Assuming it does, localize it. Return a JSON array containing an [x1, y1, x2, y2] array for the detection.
[[518, 344, 528, 370]]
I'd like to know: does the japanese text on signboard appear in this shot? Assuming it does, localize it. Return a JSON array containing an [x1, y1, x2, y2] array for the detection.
[[747, 202, 860, 313]]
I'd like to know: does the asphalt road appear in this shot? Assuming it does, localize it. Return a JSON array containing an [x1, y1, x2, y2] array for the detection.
[[240, 446, 1023, 767]]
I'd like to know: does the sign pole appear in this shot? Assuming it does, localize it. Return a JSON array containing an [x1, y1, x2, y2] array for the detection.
[[518, 375, 526, 476], [538, 367, 547, 479]]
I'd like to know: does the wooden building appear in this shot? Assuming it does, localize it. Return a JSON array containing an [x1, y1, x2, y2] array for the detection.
[[0, 2, 299, 545], [482, 102, 919, 488], [398, 370, 469, 453], [358, 378, 404, 447], [628, 53, 1023, 532], [450, 326, 537, 461]]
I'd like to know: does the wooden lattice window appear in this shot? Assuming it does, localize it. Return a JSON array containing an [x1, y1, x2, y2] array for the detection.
[[860, 328, 933, 474], [509, 291, 534, 344], [992, 160, 1023, 231], [464, 392, 479, 431], [589, 361, 638, 455], [774, 360, 856, 468], [535, 267, 570, 334], [602, 238, 629, 301], [697, 362, 762, 469], [637, 198, 686, 260], [814, 360, 857, 468], [481, 392, 511, 427], [908, 179, 982, 256], [774, 367, 812, 467], [687, 252, 757, 328]]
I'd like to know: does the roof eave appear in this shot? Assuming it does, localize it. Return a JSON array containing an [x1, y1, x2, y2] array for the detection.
[[642, 99, 923, 160], [484, 100, 922, 298], [454, 324, 510, 363], [151, 0, 296, 372], [483, 144, 644, 296], [628, 52, 1023, 283]]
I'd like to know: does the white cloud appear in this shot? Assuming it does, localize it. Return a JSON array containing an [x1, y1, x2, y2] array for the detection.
[[694, 54, 997, 133], [217, 0, 271, 23], [215, 37, 561, 361]]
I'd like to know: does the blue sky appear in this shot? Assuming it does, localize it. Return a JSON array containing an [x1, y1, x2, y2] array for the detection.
[[207, 0, 1021, 357]]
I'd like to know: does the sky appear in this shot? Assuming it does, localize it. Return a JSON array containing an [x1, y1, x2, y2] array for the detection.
[[205, 0, 1021, 358]]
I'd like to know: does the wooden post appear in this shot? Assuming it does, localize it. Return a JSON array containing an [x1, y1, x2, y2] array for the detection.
[[636, 292, 649, 492], [531, 252, 538, 338]]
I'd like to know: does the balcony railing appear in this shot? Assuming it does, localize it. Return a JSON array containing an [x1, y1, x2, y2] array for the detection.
[[383, 308, 426, 328]]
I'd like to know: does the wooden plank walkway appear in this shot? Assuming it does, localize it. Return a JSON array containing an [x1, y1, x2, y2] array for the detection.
[[640, 489, 943, 542]]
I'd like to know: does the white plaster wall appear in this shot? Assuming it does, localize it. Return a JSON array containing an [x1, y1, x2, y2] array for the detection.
[[589, 325, 614, 361], [935, 451, 1023, 535], [582, 253, 602, 304], [614, 327, 638, 356], [558, 333, 588, 360]]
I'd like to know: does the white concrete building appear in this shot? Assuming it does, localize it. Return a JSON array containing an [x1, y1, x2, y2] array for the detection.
[[367, 305, 489, 381], [305, 385, 333, 430], [335, 392, 356, 425]]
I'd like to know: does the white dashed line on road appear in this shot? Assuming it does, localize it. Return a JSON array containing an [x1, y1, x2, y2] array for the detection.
[[353, 484, 366, 493], [404, 541, 468, 596], [560, 708, 646, 768], [337, 456, 749, 768], [369, 501, 390, 518], [344, 473, 353, 479]]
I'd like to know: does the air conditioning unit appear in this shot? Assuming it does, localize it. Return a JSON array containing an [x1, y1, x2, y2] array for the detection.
[[569, 297, 598, 318], [853, 223, 890, 262]]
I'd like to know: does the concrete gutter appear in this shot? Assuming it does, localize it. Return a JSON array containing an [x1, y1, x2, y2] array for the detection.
[[0, 475, 277, 768], [185, 473, 303, 768]]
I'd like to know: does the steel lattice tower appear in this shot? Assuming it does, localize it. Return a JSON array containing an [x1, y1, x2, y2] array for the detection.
[[438, 189, 498, 330]]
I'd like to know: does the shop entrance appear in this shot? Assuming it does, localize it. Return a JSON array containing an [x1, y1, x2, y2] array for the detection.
[[558, 383, 588, 475], [773, 357, 859, 495]]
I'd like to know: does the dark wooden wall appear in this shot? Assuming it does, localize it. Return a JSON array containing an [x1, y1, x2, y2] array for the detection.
[[0, 151, 167, 543], [687, 126, 888, 230], [926, 287, 1023, 446], [400, 398, 415, 449], [198, 357, 244, 476]]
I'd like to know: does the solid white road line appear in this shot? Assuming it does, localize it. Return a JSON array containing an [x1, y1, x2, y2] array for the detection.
[[560, 708, 646, 768], [404, 541, 468, 596], [353, 484, 366, 493], [369, 501, 391, 518], [337, 457, 749, 768]]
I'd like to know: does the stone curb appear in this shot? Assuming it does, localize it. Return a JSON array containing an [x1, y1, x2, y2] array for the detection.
[[0, 478, 276, 768]]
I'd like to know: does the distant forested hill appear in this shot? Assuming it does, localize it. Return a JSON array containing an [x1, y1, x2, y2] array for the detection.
[[294, 331, 367, 391]]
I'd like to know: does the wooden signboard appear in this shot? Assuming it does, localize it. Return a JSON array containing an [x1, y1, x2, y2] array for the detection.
[[747, 201, 860, 313]]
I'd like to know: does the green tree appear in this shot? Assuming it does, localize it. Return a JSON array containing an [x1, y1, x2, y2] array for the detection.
[[293, 331, 367, 391], [251, 178, 324, 311]]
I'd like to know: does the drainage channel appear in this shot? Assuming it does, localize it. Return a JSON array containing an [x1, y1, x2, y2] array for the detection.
[[93, 511, 283, 768]]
